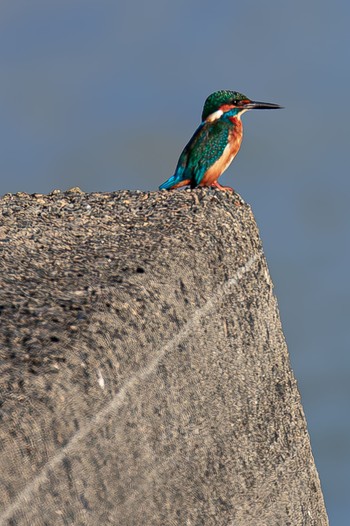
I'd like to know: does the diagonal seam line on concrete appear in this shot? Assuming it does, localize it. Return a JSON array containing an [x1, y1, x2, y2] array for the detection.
[[0, 251, 262, 525]]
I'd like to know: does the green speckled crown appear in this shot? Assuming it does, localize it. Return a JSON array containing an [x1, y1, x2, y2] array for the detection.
[[201, 90, 248, 121]]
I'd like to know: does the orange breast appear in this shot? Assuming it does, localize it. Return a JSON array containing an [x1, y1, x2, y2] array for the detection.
[[200, 118, 243, 186]]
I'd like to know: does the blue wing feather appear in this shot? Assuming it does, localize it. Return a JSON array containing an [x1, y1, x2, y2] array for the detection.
[[159, 120, 230, 190]]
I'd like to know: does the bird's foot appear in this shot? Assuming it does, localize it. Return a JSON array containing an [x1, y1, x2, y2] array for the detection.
[[208, 181, 242, 206], [210, 181, 234, 192]]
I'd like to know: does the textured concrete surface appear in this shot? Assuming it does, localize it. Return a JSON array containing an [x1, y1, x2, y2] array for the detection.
[[0, 188, 328, 525]]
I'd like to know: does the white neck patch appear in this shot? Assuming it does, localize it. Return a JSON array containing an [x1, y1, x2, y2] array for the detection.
[[205, 109, 223, 122]]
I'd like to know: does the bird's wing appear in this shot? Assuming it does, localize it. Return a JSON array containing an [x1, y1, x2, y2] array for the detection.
[[180, 120, 230, 187]]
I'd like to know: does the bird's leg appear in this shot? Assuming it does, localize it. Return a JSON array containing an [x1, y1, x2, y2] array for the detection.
[[210, 181, 234, 192]]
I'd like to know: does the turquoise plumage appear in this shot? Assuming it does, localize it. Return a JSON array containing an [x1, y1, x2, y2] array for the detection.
[[159, 119, 230, 190]]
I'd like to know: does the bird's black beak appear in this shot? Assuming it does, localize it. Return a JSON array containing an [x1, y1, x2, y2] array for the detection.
[[243, 100, 283, 110]]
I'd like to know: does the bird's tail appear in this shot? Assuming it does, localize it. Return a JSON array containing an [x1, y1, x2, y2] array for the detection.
[[159, 174, 182, 190]]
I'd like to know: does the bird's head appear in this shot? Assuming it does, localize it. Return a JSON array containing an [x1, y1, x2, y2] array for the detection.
[[202, 90, 282, 122]]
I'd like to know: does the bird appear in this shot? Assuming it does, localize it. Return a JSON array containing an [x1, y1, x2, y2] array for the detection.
[[159, 90, 282, 192]]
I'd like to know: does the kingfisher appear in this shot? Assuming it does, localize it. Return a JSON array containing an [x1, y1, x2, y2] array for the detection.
[[159, 90, 282, 191]]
